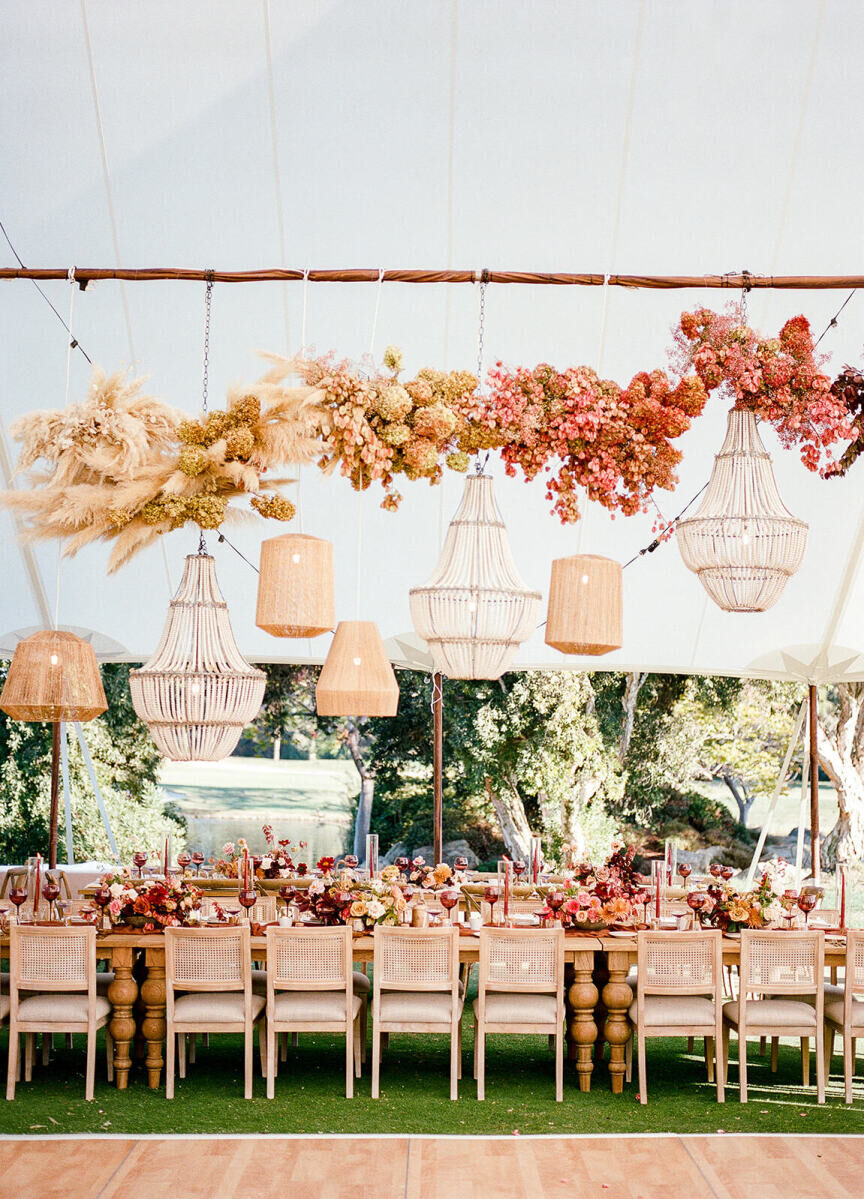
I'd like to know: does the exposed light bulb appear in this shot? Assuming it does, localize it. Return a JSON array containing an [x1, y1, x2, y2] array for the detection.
[[49, 653, 59, 665], [292, 553, 301, 564], [353, 657, 362, 667], [581, 574, 589, 585], [191, 682, 200, 696], [467, 601, 477, 614]]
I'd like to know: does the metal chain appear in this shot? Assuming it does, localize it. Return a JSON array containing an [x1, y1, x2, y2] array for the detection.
[[475, 271, 488, 474], [741, 268, 750, 325], [198, 273, 214, 555]]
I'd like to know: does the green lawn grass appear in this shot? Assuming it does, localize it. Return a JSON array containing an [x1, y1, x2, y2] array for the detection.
[[3, 1019, 864, 1137]]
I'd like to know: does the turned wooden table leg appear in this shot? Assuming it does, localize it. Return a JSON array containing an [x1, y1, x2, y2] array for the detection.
[[602, 949, 633, 1095], [133, 953, 148, 1063], [107, 946, 137, 1090], [566, 948, 599, 1093], [141, 947, 167, 1090]]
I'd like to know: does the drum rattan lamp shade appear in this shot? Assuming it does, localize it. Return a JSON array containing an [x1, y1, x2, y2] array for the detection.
[[256, 533, 334, 638], [409, 474, 542, 680], [0, 630, 107, 722], [676, 407, 809, 612], [315, 621, 399, 716], [545, 554, 623, 656], [129, 553, 266, 760]]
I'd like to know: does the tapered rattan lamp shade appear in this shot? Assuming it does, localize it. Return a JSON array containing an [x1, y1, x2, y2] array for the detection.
[[676, 407, 809, 612], [409, 474, 542, 679], [545, 554, 623, 656], [0, 630, 107, 722], [130, 553, 266, 760], [316, 621, 399, 716], [256, 533, 335, 638]]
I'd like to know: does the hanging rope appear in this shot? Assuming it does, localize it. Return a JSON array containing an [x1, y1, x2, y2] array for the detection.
[[474, 270, 489, 474], [262, 0, 291, 352], [198, 273, 214, 556], [368, 268, 385, 357]]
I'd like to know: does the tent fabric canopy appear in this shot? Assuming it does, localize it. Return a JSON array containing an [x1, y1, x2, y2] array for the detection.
[[2, 0, 864, 681]]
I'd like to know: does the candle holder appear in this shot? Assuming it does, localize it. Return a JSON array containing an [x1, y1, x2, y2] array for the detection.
[[365, 833, 379, 880], [530, 836, 542, 884]]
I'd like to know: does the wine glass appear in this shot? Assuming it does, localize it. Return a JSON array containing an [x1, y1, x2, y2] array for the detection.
[[797, 891, 818, 927], [238, 888, 258, 923], [636, 887, 653, 926], [9, 885, 28, 923], [453, 856, 469, 879], [708, 863, 723, 880], [190, 851, 205, 877], [177, 850, 192, 876], [42, 879, 60, 922], [132, 850, 148, 879], [440, 888, 459, 924], [678, 863, 692, 888], [483, 884, 499, 926], [547, 890, 565, 922], [721, 866, 735, 883], [513, 859, 526, 880], [343, 855, 360, 877], [94, 885, 112, 930], [686, 891, 709, 926], [394, 856, 410, 876]]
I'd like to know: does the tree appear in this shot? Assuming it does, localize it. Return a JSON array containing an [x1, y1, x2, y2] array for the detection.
[[818, 683, 864, 865], [242, 665, 342, 760]]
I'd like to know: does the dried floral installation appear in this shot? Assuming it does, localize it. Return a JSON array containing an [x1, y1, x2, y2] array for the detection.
[[2, 305, 856, 570]]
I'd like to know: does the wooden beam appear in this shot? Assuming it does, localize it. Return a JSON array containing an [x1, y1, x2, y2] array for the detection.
[[432, 672, 443, 864]]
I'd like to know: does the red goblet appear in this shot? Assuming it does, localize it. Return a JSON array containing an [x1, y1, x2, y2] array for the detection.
[[686, 891, 710, 925], [636, 887, 653, 926], [94, 885, 112, 930], [797, 892, 818, 927], [483, 884, 499, 925], [512, 860, 527, 880], [42, 880, 60, 922], [190, 851, 205, 876], [132, 851, 148, 879], [678, 863, 692, 887], [344, 855, 360, 873], [394, 856, 410, 877], [177, 851, 192, 875], [440, 888, 459, 924], [547, 890, 565, 921], [721, 866, 735, 883], [9, 886, 28, 922], [238, 889, 258, 921], [708, 863, 723, 880], [453, 856, 469, 878]]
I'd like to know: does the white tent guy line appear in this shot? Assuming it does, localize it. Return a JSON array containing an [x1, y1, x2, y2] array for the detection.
[[3, 0, 864, 680]]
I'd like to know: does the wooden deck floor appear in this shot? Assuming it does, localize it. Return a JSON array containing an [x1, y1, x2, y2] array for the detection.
[[1, 1134, 862, 1199]]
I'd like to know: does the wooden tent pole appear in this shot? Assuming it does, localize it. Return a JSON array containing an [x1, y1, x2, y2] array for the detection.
[[809, 684, 821, 882], [432, 672, 443, 864], [48, 721, 61, 869], [2, 266, 864, 290]]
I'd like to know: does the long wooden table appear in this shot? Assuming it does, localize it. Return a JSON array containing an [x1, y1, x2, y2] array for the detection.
[[2, 930, 849, 1095]]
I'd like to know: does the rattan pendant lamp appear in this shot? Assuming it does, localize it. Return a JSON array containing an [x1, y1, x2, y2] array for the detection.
[[676, 405, 809, 612], [256, 532, 334, 637], [129, 277, 266, 759], [545, 553, 623, 656], [0, 629, 107, 867]]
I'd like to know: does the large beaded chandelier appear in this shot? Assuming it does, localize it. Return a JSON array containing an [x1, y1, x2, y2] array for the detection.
[[676, 406, 808, 613], [409, 472, 542, 679], [130, 551, 265, 760]]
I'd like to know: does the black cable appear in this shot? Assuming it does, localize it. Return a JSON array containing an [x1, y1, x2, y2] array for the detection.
[[0, 217, 93, 365], [622, 482, 709, 569], [216, 531, 259, 574], [815, 289, 857, 348]]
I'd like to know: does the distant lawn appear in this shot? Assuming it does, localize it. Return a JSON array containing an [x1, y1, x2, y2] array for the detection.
[[694, 778, 839, 839]]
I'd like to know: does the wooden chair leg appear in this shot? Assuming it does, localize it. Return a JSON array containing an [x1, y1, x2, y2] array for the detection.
[[360, 1000, 368, 1064], [65, 1033, 73, 1049], [346, 1020, 354, 1100], [845, 1032, 855, 1105], [625, 1033, 632, 1083], [456, 1020, 462, 1081], [473, 1021, 479, 1079], [801, 1036, 810, 1087], [41, 1033, 50, 1067], [106, 1030, 114, 1083], [759, 1035, 767, 1056], [687, 1036, 695, 1053], [476, 1024, 486, 1101], [705, 1036, 715, 1083], [178, 1031, 187, 1079], [258, 1020, 267, 1079], [291, 1032, 299, 1047], [637, 1029, 647, 1104], [771, 1036, 779, 1073], [555, 1026, 564, 1102], [450, 1022, 459, 1101], [201, 1032, 209, 1047], [280, 1031, 288, 1062], [739, 1035, 748, 1103], [381, 1032, 389, 1051], [85, 1029, 96, 1102], [354, 1014, 363, 1079], [24, 1034, 34, 1082], [824, 1025, 835, 1080], [721, 1024, 730, 1088], [266, 1021, 276, 1099], [6, 1028, 19, 1100], [244, 1024, 253, 1099], [166, 1022, 175, 1099], [188, 1032, 196, 1065], [371, 1025, 381, 1099], [816, 1026, 826, 1104]]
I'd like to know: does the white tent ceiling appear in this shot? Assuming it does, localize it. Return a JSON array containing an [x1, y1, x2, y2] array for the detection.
[[2, 0, 864, 681]]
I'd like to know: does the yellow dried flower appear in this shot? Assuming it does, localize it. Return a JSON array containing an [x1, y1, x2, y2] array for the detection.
[[404, 438, 439, 475], [458, 425, 506, 453], [446, 450, 470, 472], [178, 419, 207, 446], [250, 494, 296, 521], [230, 394, 261, 424], [187, 494, 226, 529], [382, 345, 404, 373], [413, 401, 457, 441], [374, 384, 413, 422], [178, 445, 208, 477], [380, 422, 411, 447], [141, 498, 170, 526], [380, 492, 402, 512], [441, 370, 478, 403], [225, 426, 256, 460], [106, 508, 132, 528], [203, 411, 230, 443]]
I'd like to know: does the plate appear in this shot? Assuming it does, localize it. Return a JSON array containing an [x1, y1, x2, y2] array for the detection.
[[606, 930, 636, 938]]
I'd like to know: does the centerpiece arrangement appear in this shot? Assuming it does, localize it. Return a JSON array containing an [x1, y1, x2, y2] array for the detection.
[[689, 872, 784, 933], [97, 872, 203, 931], [554, 843, 642, 930], [210, 827, 309, 879]]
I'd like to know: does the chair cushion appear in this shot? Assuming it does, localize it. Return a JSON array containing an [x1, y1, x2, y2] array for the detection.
[[629, 995, 716, 1027], [825, 996, 864, 1027], [97, 971, 114, 996], [173, 992, 265, 1023], [379, 991, 463, 1023], [0, 994, 9, 1023], [473, 991, 558, 1024], [353, 970, 371, 995], [723, 998, 817, 1029], [273, 990, 362, 1023], [251, 968, 267, 995], [16, 993, 111, 1023]]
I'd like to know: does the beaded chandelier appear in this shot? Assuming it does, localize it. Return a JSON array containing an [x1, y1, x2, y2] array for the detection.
[[676, 407, 808, 612], [409, 473, 541, 679], [130, 552, 265, 760]]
